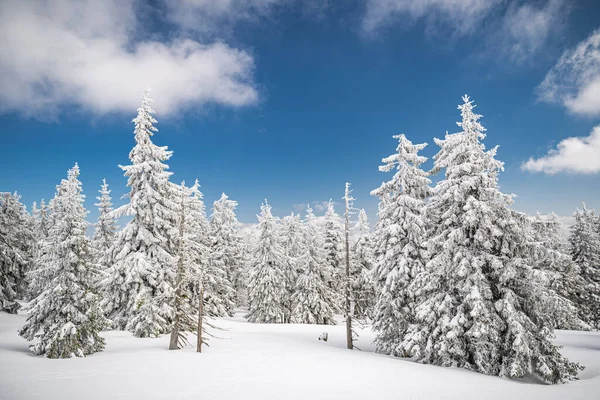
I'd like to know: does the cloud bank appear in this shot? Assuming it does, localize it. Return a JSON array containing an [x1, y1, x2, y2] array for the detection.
[[521, 125, 600, 174], [538, 28, 600, 117], [0, 0, 258, 118]]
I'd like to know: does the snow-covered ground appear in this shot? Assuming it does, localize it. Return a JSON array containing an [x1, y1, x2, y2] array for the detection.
[[1, 311, 599, 400]]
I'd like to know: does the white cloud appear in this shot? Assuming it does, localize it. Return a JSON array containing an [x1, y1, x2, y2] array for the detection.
[[495, 0, 567, 64], [292, 203, 307, 212], [361, 0, 568, 64], [0, 0, 258, 118], [538, 28, 600, 117], [163, 0, 283, 36], [521, 125, 600, 174], [361, 0, 502, 36]]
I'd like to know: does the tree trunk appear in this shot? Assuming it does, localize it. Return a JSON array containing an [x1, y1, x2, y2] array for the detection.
[[344, 182, 353, 350], [197, 285, 204, 353]]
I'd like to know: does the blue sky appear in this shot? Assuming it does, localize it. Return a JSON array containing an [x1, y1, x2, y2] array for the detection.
[[0, 0, 599, 225]]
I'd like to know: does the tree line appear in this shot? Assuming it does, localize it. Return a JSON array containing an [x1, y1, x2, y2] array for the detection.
[[1, 91, 599, 384]]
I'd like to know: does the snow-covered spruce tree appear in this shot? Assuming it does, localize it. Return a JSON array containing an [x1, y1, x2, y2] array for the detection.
[[370, 134, 431, 356], [281, 212, 305, 322], [350, 209, 376, 320], [169, 182, 202, 350], [208, 193, 241, 314], [291, 206, 336, 325], [92, 179, 118, 273], [399, 96, 581, 383], [528, 213, 589, 330], [0, 192, 34, 313], [324, 200, 344, 311], [19, 164, 109, 358], [28, 198, 59, 300], [246, 201, 287, 323], [102, 88, 179, 337], [570, 204, 600, 329]]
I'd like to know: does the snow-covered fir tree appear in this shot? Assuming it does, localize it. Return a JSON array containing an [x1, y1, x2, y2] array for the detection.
[[28, 197, 60, 300], [371, 134, 431, 355], [350, 208, 376, 320], [246, 201, 287, 323], [281, 212, 305, 322], [169, 182, 201, 350], [399, 96, 581, 383], [19, 164, 109, 358], [528, 213, 588, 330], [91, 179, 118, 273], [31, 199, 50, 240], [324, 200, 344, 310], [291, 206, 335, 325], [570, 204, 600, 329], [0, 192, 34, 313], [102, 88, 179, 337], [208, 193, 241, 314]]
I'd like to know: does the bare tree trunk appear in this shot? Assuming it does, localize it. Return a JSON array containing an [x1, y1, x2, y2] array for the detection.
[[197, 285, 204, 353], [169, 183, 186, 350], [344, 182, 353, 350]]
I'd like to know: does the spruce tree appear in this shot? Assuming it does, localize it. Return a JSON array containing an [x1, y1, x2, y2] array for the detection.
[[247, 201, 287, 323], [399, 96, 581, 383], [28, 198, 57, 300], [281, 212, 305, 322], [528, 213, 588, 330], [19, 164, 109, 358], [291, 206, 335, 325], [92, 179, 118, 272], [0, 192, 34, 313], [351, 209, 376, 320], [208, 193, 241, 314], [371, 134, 431, 355], [570, 204, 600, 329], [169, 182, 201, 350], [102, 88, 178, 337], [324, 200, 344, 310]]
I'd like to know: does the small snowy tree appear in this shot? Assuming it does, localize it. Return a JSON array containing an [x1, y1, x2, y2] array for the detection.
[[0, 192, 34, 313], [371, 134, 431, 355], [570, 204, 600, 329], [19, 164, 109, 358], [102, 88, 178, 337], [169, 182, 201, 350], [281, 212, 305, 322], [399, 96, 581, 383], [208, 193, 241, 314], [247, 201, 287, 323], [92, 179, 118, 273], [324, 200, 344, 310], [528, 213, 589, 330], [291, 206, 335, 325], [351, 209, 376, 320]]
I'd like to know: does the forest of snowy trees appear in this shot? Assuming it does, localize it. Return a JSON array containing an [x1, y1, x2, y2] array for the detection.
[[2, 91, 600, 384]]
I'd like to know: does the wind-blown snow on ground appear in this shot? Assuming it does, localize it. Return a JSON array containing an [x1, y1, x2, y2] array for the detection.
[[1, 311, 599, 400]]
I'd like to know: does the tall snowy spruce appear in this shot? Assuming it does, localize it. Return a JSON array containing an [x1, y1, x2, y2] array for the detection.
[[208, 193, 241, 314], [570, 204, 600, 329], [291, 206, 335, 325], [324, 200, 344, 310], [247, 201, 287, 323], [102, 89, 179, 337], [350, 209, 376, 320], [0, 192, 34, 313], [281, 212, 305, 322], [92, 179, 118, 273], [19, 164, 109, 358], [371, 134, 431, 355], [399, 96, 581, 383]]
